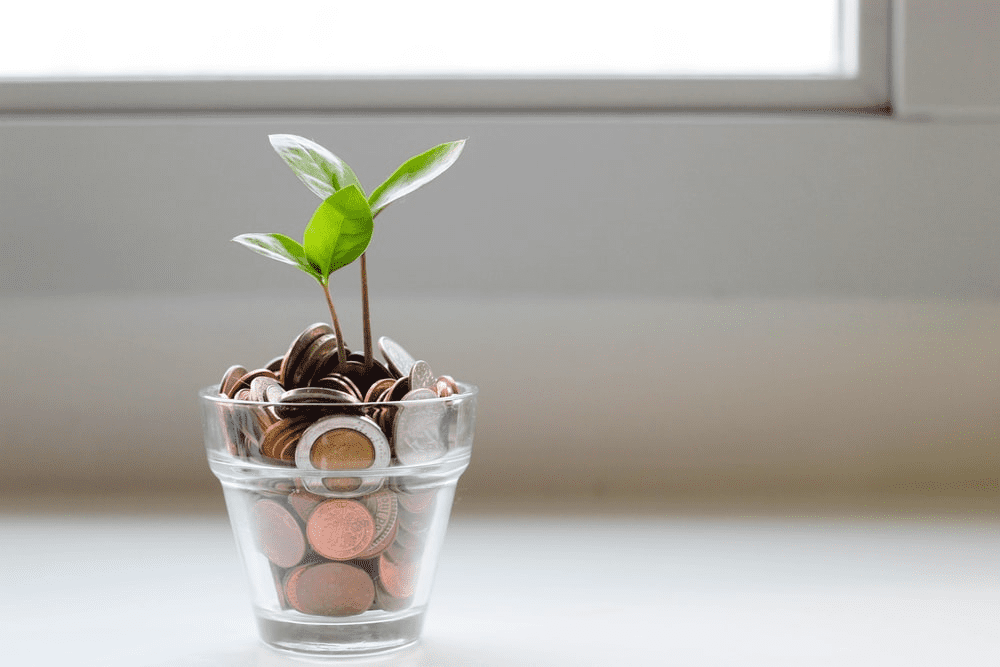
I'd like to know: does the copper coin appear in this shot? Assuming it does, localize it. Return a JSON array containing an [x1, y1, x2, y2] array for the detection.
[[315, 373, 363, 400], [378, 551, 418, 599], [275, 386, 359, 419], [221, 364, 248, 397], [288, 488, 325, 522], [253, 498, 306, 569], [306, 499, 376, 561], [386, 376, 411, 402], [293, 333, 340, 388], [364, 377, 395, 403], [375, 584, 411, 612], [233, 368, 279, 394], [357, 490, 399, 559], [276, 431, 301, 461], [280, 323, 334, 387], [284, 562, 374, 617], [378, 336, 416, 378], [260, 417, 310, 461], [331, 360, 369, 393], [438, 375, 460, 395], [354, 359, 393, 396], [265, 355, 284, 373]]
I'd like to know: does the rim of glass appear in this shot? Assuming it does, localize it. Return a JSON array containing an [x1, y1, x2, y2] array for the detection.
[[199, 382, 478, 408], [201, 382, 476, 477]]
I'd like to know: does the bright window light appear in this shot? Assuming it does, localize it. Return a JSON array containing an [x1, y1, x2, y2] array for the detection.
[[2, 0, 850, 79]]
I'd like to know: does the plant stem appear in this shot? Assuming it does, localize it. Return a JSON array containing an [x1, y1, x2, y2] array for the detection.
[[321, 281, 348, 367], [360, 252, 373, 369]]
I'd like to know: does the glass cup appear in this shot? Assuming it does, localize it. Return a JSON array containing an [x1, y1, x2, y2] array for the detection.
[[200, 384, 476, 656]]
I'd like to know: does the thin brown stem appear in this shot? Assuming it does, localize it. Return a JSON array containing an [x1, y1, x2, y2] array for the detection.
[[322, 281, 348, 367], [360, 252, 373, 369]]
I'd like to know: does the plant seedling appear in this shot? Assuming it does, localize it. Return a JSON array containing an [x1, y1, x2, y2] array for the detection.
[[233, 135, 465, 367]]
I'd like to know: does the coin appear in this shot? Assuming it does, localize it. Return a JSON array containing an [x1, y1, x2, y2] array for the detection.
[[295, 415, 390, 471], [378, 336, 416, 378], [375, 583, 411, 612], [293, 333, 341, 388], [249, 375, 284, 403], [280, 323, 334, 388], [378, 551, 418, 599], [306, 499, 376, 561], [232, 368, 279, 395], [364, 377, 395, 403], [354, 359, 393, 396], [394, 388, 448, 465], [314, 373, 363, 400], [357, 490, 399, 559], [386, 376, 411, 402], [260, 417, 311, 462], [253, 498, 306, 569], [275, 386, 359, 419], [288, 488, 325, 522], [220, 364, 248, 397], [434, 375, 459, 397], [409, 360, 435, 391], [284, 562, 375, 617], [265, 355, 284, 373]]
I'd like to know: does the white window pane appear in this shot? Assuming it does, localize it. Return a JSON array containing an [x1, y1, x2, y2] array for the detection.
[[2, 0, 847, 79]]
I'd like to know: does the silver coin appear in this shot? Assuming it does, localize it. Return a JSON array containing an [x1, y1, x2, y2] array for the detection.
[[249, 375, 283, 403], [409, 360, 435, 391], [394, 388, 448, 465], [378, 336, 416, 378]]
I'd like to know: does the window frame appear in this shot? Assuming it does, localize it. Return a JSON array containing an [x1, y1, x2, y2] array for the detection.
[[0, 0, 890, 114]]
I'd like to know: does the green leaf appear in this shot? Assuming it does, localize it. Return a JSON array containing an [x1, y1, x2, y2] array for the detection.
[[232, 232, 322, 281], [269, 134, 364, 200], [368, 140, 466, 216], [303, 185, 374, 281]]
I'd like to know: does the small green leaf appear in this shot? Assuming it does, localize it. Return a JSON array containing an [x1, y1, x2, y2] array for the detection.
[[368, 140, 465, 216], [303, 185, 373, 280], [269, 134, 364, 200], [232, 233, 322, 280]]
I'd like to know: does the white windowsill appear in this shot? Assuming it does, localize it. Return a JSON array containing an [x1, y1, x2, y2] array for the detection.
[[2, 496, 996, 666]]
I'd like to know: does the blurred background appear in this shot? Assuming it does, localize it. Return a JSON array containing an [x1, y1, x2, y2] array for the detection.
[[0, 0, 997, 506]]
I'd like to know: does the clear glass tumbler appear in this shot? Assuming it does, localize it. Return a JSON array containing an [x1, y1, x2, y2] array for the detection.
[[200, 384, 476, 656]]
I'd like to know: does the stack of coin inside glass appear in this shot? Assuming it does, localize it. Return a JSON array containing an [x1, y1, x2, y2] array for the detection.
[[251, 481, 437, 615], [215, 323, 466, 616]]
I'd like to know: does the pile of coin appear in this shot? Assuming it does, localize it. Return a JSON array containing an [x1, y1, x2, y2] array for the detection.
[[217, 323, 462, 468], [214, 324, 469, 617], [251, 482, 437, 615]]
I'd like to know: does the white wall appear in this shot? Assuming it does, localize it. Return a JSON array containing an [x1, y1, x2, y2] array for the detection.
[[0, 1, 997, 499]]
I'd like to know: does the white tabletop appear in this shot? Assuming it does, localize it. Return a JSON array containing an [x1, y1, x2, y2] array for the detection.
[[1, 497, 996, 666]]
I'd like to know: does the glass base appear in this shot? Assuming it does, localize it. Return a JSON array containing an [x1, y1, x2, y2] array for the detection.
[[255, 607, 426, 656]]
